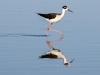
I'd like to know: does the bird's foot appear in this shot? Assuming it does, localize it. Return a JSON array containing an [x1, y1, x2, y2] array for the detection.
[[58, 30, 64, 35], [58, 31, 62, 34]]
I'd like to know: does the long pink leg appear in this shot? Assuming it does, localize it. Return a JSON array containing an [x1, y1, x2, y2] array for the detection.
[[46, 24, 52, 36], [46, 23, 63, 35], [49, 29, 63, 34]]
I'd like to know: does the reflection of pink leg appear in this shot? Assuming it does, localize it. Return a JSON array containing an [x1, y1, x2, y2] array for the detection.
[[46, 37, 63, 49], [49, 29, 63, 35], [46, 31, 48, 36]]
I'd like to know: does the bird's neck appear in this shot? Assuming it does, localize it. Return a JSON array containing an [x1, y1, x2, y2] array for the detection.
[[63, 58, 67, 63], [61, 9, 66, 17], [62, 55, 67, 63]]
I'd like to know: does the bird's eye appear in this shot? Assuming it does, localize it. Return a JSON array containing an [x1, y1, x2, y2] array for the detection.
[[64, 7, 66, 9], [63, 6, 67, 9]]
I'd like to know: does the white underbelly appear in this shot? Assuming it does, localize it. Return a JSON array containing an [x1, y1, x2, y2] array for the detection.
[[45, 16, 63, 23]]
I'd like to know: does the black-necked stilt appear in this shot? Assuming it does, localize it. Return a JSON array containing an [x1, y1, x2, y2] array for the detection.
[[37, 6, 73, 36], [39, 48, 75, 66]]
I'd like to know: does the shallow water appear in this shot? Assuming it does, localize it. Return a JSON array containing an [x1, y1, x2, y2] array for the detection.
[[0, 0, 100, 75]]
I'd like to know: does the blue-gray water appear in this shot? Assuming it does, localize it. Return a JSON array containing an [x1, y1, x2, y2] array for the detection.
[[0, 0, 100, 75]]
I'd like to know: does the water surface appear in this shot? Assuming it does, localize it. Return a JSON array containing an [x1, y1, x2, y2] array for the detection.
[[0, 0, 100, 75]]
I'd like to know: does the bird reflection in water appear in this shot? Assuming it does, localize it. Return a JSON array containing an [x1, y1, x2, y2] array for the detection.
[[39, 37, 75, 66]]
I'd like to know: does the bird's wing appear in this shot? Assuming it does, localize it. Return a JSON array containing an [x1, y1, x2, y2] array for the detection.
[[37, 13, 57, 19], [39, 53, 58, 58]]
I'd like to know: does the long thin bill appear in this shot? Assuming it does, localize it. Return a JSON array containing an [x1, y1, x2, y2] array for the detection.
[[68, 9, 73, 13], [70, 59, 75, 63]]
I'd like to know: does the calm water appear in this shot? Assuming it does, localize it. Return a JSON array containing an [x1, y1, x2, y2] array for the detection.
[[0, 0, 100, 75]]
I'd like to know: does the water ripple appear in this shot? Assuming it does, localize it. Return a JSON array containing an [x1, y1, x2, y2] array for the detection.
[[0, 33, 48, 37]]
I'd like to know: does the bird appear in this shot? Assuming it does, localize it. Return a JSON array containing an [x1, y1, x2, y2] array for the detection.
[[39, 48, 75, 66], [37, 5, 73, 36]]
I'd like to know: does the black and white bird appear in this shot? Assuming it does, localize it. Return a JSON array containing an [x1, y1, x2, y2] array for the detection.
[[39, 48, 75, 66], [37, 6, 73, 36]]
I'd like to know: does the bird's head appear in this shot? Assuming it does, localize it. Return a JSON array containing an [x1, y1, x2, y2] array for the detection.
[[64, 62, 70, 66], [64, 59, 75, 66], [62, 6, 73, 13]]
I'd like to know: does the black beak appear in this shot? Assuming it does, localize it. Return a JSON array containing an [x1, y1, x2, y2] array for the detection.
[[68, 9, 73, 13], [70, 59, 75, 63]]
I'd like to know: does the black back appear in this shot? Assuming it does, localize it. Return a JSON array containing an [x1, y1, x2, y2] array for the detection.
[[39, 53, 58, 58], [37, 13, 57, 20]]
